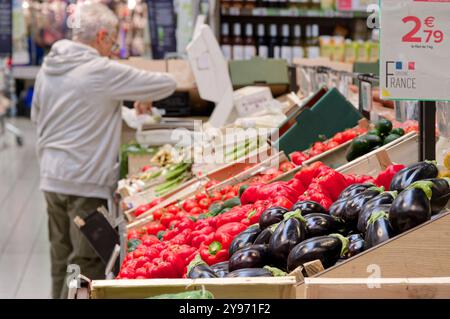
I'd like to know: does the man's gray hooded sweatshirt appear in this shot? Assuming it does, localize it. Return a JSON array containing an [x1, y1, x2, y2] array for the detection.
[[31, 40, 176, 200]]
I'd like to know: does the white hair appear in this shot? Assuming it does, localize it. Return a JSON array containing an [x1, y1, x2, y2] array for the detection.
[[71, 2, 119, 43]]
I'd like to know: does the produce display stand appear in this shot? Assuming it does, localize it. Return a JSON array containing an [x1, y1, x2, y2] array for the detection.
[[88, 276, 300, 299], [295, 211, 450, 299]]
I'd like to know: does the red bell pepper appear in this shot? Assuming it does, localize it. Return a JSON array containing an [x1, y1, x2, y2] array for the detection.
[[160, 213, 177, 228], [169, 228, 192, 246], [270, 196, 294, 210], [147, 258, 178, 278], [294, 161, 326, 187], [315, 170, 348, 201], [240, 184, 264, 205], [190, 226, 216, 248], [374, 164, 406, 191], [287, 178, 306, 195], [214, 222, 247, 248], [199, 241, 229, 265], [214, 206, 249, 228]]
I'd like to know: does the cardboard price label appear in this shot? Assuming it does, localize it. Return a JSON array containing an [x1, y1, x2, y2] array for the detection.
[[380, 0, 450, 100]]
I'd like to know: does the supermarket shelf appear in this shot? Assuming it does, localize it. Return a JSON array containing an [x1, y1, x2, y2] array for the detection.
[[221, 7, 370, 19]]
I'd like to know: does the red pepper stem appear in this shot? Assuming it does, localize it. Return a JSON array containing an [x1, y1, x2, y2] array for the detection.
[[208, 241, 223, 256]]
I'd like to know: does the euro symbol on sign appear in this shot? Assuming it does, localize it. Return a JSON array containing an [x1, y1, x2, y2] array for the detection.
[[424, 17, 435, 28]]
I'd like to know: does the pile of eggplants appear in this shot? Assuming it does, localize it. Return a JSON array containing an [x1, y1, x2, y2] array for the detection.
[[190, 162, 449, 278]]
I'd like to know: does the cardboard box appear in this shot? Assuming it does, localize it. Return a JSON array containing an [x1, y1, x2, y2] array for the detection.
[[229, 57, 290, 97]]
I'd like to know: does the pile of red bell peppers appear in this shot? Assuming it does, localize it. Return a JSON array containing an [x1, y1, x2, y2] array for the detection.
[[118, 162, 403, 279]]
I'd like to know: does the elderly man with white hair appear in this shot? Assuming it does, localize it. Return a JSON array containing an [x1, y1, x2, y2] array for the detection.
[[31, 2, 176, 298]]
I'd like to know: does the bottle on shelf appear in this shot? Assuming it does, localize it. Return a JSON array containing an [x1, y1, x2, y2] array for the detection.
[[319, 35, 332, 60], [221, 22, 233, 60], [221, 0, 232, 10], [332, 36, 345, 62], [244, 23, 256, 60], [291, 24, 304, 60], [231, 0, 245, 9], [297, 0, 310, 10], [344, 38, 357, 63], [309, 0, 321, 10], [256, 23, 269, 58], [245, 0, 257, 9], [320, 0, 335, 11], [268, 24, 281, 58], [280, 24, 292, 63], [279, 0, 289, 8], [306, 24, 320, 58], [233, 23, 245, 60]]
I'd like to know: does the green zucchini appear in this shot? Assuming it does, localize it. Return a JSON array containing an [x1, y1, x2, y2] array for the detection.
[[223, 197, 241, 209]]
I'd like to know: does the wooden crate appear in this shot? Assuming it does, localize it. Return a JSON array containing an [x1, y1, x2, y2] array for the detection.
[[90, 277, 298, 299], [295, 211, 450, 298], [302, 277, 450, 299]]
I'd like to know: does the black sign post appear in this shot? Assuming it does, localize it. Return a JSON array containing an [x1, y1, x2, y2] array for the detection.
[[0, 0, 12, 58], [147, 0, 177, 59], [419, 101, 437, 161]]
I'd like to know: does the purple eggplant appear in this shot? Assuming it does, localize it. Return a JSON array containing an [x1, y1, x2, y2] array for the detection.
[[268, 210, 307, 269], [292, 200, 328, 216], [225, 268, 273, 278], [365, 191, 397, 210], [357, 204, 392, 234], [287, 234, 348, 272], [341, 186, 384, 229], [344, 234, 365, 258], [253, 227, 274, 245], [329, 198, 347, 220], [304, 213, 345, 238], [338, 183, 375, 200], [187, 255, 218, 279], [364, 211, 394, 249], [210, 261, 229, 278], [389, 181, 432, 234], [229, 245, 269, 272], [229, 224, 261, 256], [259, 206, 288, 230], [390, 161, 439, 192], [423, 178, 450, 214]]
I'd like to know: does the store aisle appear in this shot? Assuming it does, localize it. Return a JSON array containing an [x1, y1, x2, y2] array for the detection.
[[0, 118, 51, 299]]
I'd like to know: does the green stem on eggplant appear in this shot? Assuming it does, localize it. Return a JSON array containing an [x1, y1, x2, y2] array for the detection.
[[283, 209, 306, 224], [186, 254, 206, 275], [367, 210, 389, 226], [425, 160, 438, 168], [406, 180, 434, 200], [368, 186, 385, 193], [264, 266, 287, 277], [329, 233, 350, 257]]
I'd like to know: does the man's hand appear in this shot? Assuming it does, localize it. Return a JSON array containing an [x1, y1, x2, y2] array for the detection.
[[134, 101, 153, 115]]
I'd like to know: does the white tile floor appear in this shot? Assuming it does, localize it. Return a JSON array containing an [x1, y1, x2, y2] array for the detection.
[[0, 118, 51, 299]]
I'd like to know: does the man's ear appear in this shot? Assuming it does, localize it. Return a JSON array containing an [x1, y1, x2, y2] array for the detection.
[[97, 29, 107, 44]]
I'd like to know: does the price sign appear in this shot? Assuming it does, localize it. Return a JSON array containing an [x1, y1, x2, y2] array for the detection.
[[380, 0, 450, 100]]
